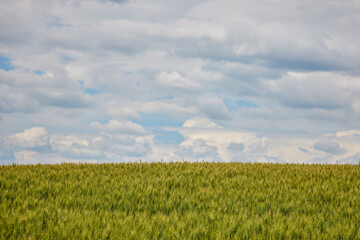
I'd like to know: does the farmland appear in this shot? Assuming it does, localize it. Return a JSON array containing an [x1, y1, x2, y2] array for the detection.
[[0, 163, 359, 239]]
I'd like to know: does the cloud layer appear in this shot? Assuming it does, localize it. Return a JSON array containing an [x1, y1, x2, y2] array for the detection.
[[0, 0, 359, 164]]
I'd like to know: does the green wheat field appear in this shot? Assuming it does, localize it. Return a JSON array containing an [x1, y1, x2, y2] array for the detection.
[[1, 163, 359, 239]]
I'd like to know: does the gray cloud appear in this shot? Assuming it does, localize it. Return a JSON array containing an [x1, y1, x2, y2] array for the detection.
[[338, 152, 360, 165], [176, 139, 219, 160], [0, 0, 359, 163], [314, 139, 344, 154], [228, 142, 245, 152], [0, 68, 91, 113], [298, 147, 309, 153], [196, 97, 232, 120], [105, 0, 129, 3], [270, 72, 352, 110]]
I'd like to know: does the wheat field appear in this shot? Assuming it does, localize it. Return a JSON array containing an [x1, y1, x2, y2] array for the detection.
[[1, 163, 359, 239]]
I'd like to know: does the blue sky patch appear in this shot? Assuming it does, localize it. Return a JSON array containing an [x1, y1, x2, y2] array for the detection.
[[235, 99, 258, 108], [33, 70, 45, 75], [224, 98, 238, 112], [63, 56, 74, 64], [224, 98, 258, 112], [135, 113, 184, 144], [155, 95, 174, 101], [134, 112, 183, 128], [84, 88, 103, 95], [0, 55, 16, 71], [154, 129, 184, 145]]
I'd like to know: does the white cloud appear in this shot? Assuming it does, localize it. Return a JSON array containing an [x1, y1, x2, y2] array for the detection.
[[183, 117, 222, 129], [49, 134, 103, 159], [139, 100, 198, 115], [105, 104, 140, 120], [1, 0, 360, 164], [157, 71, 201, 91], [90, 133, 154, 158], [335, 130, 360, 138], [9, 127, 49, 149], [105, 135, 153, 158], [178, 122, 270, 162], [89, 18, 227, 41], [91, 120, 148, 135], [176, 138, 219, 161], [14, 150, 38, 163], [47, 129, 154, 160], [233, 43, 264, 56]]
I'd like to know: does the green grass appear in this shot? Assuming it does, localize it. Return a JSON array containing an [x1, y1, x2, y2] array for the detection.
[[0, 163, 359, 239]]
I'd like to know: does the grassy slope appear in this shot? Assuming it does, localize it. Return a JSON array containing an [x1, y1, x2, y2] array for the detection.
[[0, 163, 359, 239]]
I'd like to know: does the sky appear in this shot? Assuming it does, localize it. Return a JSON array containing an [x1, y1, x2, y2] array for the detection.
[[0, 0, 360, 164]]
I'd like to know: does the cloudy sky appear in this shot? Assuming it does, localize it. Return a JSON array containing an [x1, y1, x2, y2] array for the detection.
[[1, 0, 360, 164]]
